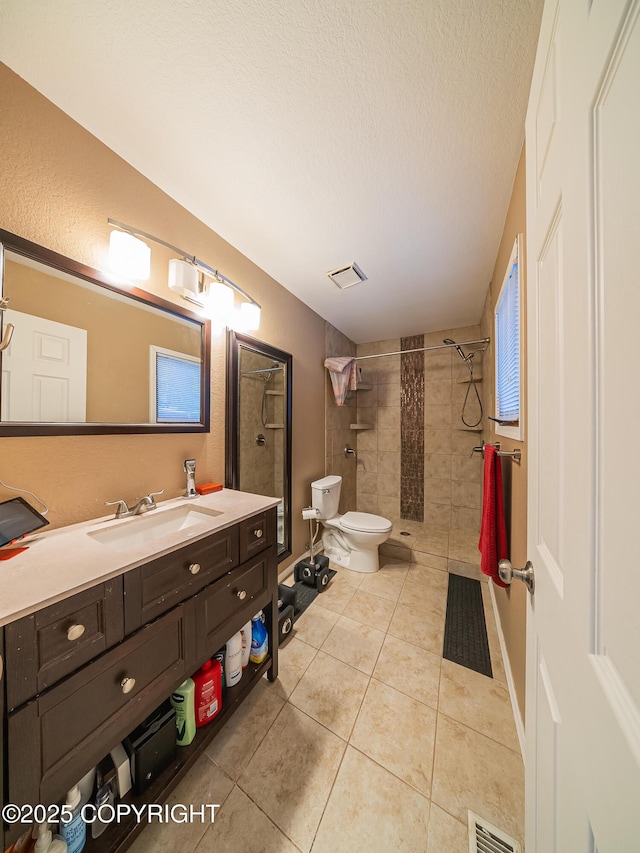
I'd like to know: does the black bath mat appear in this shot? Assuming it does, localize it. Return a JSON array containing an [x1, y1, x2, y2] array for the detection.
[[443, 574, 492, 678], [288, 569, 337, 622]]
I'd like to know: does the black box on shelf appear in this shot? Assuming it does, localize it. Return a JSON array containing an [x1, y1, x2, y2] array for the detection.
[[123, 700, 177, 794]]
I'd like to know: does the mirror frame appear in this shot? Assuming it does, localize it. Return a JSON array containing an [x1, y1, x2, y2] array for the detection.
[[0, 229, 211, 435], [226, 330, 292, 562]]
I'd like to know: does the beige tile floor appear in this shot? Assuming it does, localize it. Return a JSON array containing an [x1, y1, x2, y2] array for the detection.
[[129, 556, 524, 853]]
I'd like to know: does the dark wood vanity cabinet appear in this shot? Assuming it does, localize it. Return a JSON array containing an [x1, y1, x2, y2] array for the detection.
[[123, 525, 239, 633], [5, 579, 125, 712], [1, 506, 279, 852]]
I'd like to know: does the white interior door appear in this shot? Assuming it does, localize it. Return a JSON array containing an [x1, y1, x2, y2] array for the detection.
[[1, 309, 87, 421], [526, 0, 640, 850]]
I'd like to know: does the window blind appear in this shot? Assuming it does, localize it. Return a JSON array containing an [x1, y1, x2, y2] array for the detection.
[[156, 353, 200, 423], [495, 260, 520, 422]]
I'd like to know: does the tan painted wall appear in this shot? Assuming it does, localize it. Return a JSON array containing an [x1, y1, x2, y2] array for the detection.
[[0, 64, 325, 567], [6, 259, 201, 422], [480, 147, 528, 722]]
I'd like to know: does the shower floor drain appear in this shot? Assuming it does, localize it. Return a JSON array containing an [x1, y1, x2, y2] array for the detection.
[[399, 531, 411, 536]]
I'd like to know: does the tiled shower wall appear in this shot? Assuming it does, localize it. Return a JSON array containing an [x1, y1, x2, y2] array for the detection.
[[354, 325, 485, 569]]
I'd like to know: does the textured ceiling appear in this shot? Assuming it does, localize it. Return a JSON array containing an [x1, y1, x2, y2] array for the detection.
[[0, 0, 543, 343]]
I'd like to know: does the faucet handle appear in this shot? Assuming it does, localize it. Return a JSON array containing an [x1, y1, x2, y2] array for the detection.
[[105, 499, 130, 518], [134, 489, 164, 507], [183, 459, 196, 472]]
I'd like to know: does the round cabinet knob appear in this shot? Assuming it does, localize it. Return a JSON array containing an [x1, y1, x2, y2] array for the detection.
[[67, 624, 86, 642], [120, 677, 136, 695], [236, 589, 247, 600], [188, 563, 201, 575], [254, 529, 263, 539]]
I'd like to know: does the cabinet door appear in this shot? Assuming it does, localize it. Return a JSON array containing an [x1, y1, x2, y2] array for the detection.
[[124, 526, 239, 632], [195, 550, 275, 662], [238, 507, 277, 564], [5, 578, 124, 711], [8, 600, 196, 808]]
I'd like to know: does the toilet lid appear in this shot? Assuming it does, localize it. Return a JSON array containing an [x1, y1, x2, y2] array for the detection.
[[340, 511, 392, 533]]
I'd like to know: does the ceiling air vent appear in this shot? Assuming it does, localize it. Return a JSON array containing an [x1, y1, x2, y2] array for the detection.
[[468, 812, 521, 853], [327, 262, 367, 290]]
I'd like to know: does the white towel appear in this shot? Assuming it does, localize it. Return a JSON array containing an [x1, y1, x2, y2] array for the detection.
[[324, 357, 358, 406]]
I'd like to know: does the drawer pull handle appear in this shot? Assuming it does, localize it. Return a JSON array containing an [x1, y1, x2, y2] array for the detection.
[[67, 624, 86, 642], [120, 677, 136, 695], [188, 563, 201, 575], [237, 589, 247, 600], [254, 529, 263, 538]]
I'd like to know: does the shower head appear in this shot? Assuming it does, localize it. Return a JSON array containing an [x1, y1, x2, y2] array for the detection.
[[443, 338, 467, 361]]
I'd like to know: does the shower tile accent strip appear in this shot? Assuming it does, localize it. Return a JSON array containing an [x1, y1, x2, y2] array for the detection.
[[400, 334, 425, 521]]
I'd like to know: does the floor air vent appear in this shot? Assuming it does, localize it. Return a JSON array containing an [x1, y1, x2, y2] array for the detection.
[[468, 811, 521, 853]]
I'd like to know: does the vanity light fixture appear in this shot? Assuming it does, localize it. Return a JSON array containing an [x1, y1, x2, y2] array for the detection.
[[107, 218, 261, 331], [108, 230, 151, 281]]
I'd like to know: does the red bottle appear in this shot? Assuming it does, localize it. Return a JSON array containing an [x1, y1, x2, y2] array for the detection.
[[192, 659, 222, 727]]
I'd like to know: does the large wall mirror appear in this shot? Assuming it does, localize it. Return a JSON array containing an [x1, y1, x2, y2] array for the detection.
[[0, 230, 210, 435], [226, 331, 292, 561]]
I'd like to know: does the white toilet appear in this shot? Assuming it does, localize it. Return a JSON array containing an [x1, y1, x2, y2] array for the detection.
[[311, 475, 392, 573]]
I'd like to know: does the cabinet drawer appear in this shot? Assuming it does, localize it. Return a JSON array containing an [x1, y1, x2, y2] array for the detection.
[[124, 526, 239, 632], [238, 507, 277, 563], [5, 579, 124, 711], [195, 551, 274, 660], [8, 601, 195, 807]]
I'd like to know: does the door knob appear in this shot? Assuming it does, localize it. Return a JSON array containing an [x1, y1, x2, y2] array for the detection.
[[498, 559, 535, 594]]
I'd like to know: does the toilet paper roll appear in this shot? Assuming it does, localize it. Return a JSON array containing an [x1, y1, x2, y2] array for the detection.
[[302, 507, 320, 520]]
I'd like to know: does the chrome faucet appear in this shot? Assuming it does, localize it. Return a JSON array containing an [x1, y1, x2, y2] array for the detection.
[[183, 459, 197, 499], [105, 490, 164, 519]]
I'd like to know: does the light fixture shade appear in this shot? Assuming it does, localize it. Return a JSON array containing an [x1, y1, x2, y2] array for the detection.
[[108, 230, 151, 280], [203, 280, 235, 323], [168, 259, 200, 297], [238, 302, 261, 331]]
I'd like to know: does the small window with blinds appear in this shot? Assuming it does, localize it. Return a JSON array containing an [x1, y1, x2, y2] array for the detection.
[[150, 346, 201, 423], [494, 236, 523, 440]]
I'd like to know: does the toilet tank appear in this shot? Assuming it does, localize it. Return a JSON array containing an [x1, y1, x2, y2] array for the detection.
[[311, 475, 342, 519]]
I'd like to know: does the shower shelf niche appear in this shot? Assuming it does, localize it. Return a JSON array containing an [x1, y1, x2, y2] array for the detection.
[[350, 423, 373, 430], [265, 390, 285, 395], [264, 423, 284, 429], [456, 377, 483, 384]]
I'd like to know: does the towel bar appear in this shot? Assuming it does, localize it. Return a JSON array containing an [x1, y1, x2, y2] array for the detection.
[[471, 442, 521, 463]]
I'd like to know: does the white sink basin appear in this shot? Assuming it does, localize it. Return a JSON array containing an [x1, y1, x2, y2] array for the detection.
[[88, 504, 223, 551]]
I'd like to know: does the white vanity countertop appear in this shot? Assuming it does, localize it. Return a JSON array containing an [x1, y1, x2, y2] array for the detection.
[[0, 489, 281, 627]]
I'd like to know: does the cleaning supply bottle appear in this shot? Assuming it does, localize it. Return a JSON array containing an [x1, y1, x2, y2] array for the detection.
[[6, 826, 37, 853], [192, 659, 222, 727], [34, 823, 67, 853], [170, 678, 196, 745], [59, 785, 85, 853], [250, 611, 268, 664], [240, 620, 252, 668], [225, 631, 242, 686], [213, 647, 226, 687]]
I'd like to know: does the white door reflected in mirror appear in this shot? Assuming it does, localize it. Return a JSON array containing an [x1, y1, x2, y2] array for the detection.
[[0, 309, 87, 422]]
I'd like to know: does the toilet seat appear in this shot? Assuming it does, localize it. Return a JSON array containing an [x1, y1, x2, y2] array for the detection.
[[340, 511, 393, 534]]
